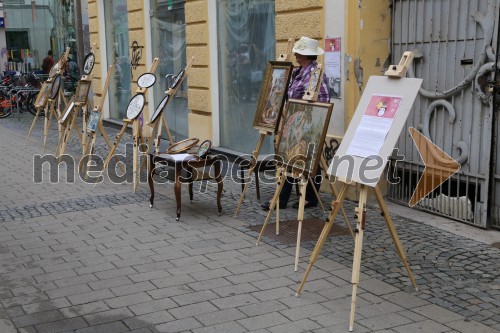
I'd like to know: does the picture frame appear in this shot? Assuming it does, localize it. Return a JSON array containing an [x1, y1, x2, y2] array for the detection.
[[87, 111, 101, 132], [34, 82, 52, 109], [49, 74, 62, 100], [74, 80, 91, 105], [252, 61, 293, 133], [126, 93, 145, 120], [307, 67, 321, 92], [276, 99, 333, 177]]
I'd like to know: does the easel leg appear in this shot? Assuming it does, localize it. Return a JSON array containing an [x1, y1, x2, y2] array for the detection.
[[374, 185, 418, 290], [349, 185, 368, 331], [296, 183, 349, 296], [256, 168, 286, 245], [308, 176, 325, 212], [295, 177, 307, 272], [43, 102, 54, 151], [96, 122, 128, 186], [98, 121, 126, 174], [26, 107, 42, 144], [320, 156, 354, 238], [235, 133, 266, 217]]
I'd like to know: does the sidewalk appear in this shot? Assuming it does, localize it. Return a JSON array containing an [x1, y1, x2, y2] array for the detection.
[[0, 113, 498, 333]]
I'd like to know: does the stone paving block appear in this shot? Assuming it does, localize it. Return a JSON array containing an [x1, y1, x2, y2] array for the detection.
[[35, 317, 88, 333], [59, 301, 110, 318], [67, 289, 115, 306], [129, 270, 172, 283], [211, 294, 260, 309], [189, 268, 232, 281], [11, 309, 64, 327], [155, 317, 203, 333], [0, 318, 16, 333], [212, 282, 259, 297], [123, 310, 175, 330], [46, 284, 93, 300], [84, 307, 135, 326], [188, 277, 233, 292], [75, 320, 130, 333], [356, 300, 405, 318], [195, 308, 247, 326], [412, 304, 463, 323], [392, 319, 450, 333], [237, 299, 288, 317], [150, 274, 196, 289], [111, 281, 156, 297], [169, 301, 219, 320], [129, 298, 178, 316], [226, 262, 269, 275], [312, 323, 371, 333], [359, 278, 401, 296], [172, 290, 219, 306], [357, 312, 414, 331], [2, 293, 50, 308], [226, 272, 270, 284], [446, 318, 499, 333], [250, 277, 295, 291], [74, 262, 116, 275], [94, 267, 138, 280], [192, 321, 247, 333], [21, 298, 71, 315], [237, 312, 290, 331], [280, 303, 331, 321], [252, 287, 295, 302], [42, 261, 83, 274], [268, 318, 322, 333], [105, 292, 153, 309], [88, 276, 132, 291], [167, 264, 209, 276], [148, 285, 193, 300]]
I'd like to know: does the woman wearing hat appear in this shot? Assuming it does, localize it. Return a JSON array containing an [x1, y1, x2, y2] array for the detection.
[[262, 36, 330, 210]]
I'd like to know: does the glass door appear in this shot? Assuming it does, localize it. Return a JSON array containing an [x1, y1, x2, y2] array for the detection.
[[150, 0, 188, 141], [104, 0, 131, 120], [216, 0, 275, 154]]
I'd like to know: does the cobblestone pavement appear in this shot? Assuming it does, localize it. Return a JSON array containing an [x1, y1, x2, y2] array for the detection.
[[0, 113, 499, 333]]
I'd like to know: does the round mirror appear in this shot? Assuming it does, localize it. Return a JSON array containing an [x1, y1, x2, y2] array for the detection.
[[171, 69, 185, 89], [167, 138, 200, 154], [49, 74, 61, 100], [137, 72, 156, 88], [126, 94, 146, 120], [83, 53, 95, 75], [196, 140, 212, 159], [150, 95, 169, 123]]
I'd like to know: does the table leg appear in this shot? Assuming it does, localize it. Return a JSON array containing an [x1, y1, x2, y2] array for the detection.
[[148, 155, 155, 208], [215, 160, 223, 216], [188, 166, 194, 202], [175, 163, 182, 221]]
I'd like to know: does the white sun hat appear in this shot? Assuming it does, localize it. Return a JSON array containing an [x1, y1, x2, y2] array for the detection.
[[292, 36, 324, 56]]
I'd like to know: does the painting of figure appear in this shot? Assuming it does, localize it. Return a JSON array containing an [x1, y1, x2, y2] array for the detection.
[[276, 99, 333, 176], [253, 61, 293, 133]]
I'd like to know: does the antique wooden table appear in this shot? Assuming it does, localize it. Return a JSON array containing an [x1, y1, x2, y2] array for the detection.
[[148, 153, 223, 220]]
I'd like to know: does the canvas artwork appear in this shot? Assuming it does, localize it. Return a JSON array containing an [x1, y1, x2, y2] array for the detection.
[[252, 61, 293, 132], [276, 99, 333, 176], [75, 80, 91, 104], [87, 111, 101, 132], [35, 82, 52, 108]]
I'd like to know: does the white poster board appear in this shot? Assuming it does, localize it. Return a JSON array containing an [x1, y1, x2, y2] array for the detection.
[[328, 76, 422, 186]]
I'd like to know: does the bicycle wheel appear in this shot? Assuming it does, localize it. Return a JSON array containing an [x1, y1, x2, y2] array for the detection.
[[26, 92, 43, 116], [0, 95, 11, 118]]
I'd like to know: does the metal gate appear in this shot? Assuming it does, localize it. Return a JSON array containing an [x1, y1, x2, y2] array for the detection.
[[388, 0, 500, 229]]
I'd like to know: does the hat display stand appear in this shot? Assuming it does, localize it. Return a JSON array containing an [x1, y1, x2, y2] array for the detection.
[[56, 45, 98, 159], [295, 52, 420, 332], [26, 47, 70, 147], [234, 38, 295, 217], [97, 58, 160, 191]]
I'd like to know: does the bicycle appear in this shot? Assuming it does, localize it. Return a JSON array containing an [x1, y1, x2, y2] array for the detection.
[[0, 73, 42, 118]]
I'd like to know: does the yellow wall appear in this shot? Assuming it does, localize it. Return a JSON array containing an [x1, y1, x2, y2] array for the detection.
[[185, 0, 212, 143]]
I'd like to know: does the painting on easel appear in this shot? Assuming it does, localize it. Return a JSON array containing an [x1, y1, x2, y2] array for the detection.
[[34, 82, 52, 108], [276, 99, 333, 176], [252, 61, 293, 133], [75, 80, 91, 104]]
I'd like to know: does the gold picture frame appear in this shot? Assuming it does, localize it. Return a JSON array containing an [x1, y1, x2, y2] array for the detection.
[[34, 82, 52, 109], [276, 99, 333, 177], [252, 61, 293, 133], [75, 80, 91, 105]]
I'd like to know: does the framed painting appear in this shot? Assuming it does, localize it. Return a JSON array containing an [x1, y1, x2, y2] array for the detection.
[[49, 74, 62, 100], [87, 111, 101, 132], [34, 82, 52, 109], [276, 99, 333, 177], [252, 61, 293, 133], [75, 80, 91, 104]]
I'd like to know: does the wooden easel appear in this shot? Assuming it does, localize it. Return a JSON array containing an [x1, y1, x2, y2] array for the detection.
[[145, 56, 195, 155], [296, 52, 420, 332], [55, 45, 99, 157], [26, 47, 70, 146], [98, 58, 159, 191], [80, 65, 121, 176], [255, 64, 353, 271], [234, 38, 295, 217]]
